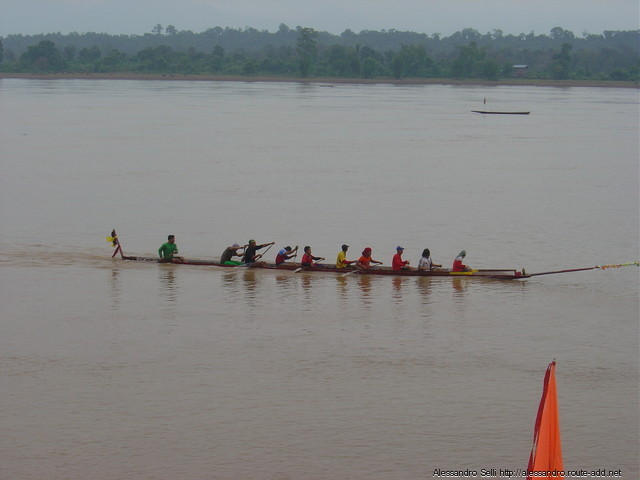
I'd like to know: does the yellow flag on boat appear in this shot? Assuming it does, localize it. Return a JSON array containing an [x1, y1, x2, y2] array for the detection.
[[527, 361, 563, 480], [106, 231, 119, 248]]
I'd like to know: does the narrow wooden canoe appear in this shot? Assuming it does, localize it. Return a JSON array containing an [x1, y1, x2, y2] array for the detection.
[[110, 232, 633, 280], [120, 255, 530, 279], [472, 110, 530, 115]]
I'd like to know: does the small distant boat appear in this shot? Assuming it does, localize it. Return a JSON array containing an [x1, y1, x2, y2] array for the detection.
[[472, 110, 530, 115]]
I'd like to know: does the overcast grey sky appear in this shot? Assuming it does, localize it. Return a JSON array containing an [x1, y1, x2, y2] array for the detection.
[[1, 0, 638, 37]]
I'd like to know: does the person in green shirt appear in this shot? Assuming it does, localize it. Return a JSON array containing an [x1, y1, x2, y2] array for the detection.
[[158, 235, 184, 263]]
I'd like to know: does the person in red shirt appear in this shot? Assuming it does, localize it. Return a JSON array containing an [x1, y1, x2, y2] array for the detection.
[[452, 250, 469, 272], [300, 246, 324, 267], [392, 246, 411, 270], [356, 247, 383, 270]]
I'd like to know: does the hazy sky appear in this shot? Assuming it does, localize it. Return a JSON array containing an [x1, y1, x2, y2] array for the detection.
[[1, 0, 638, 37]]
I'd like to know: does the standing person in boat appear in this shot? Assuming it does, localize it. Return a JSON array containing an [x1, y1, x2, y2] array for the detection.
[[158, 235, 184, 263], [242, 239, 275, 266], [300, 246, 325, 267], [220, 243, 244, 266], [275, 245, 298, 265], [452, 250, 470, 272], [392, 246, 412, 270], [418, 248, 442, 271], [336, 244, 355, 269], [356, 247, 383, 270]]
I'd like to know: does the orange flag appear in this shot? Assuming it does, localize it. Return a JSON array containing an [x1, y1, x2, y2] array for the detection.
[[527, 361, 564, 480]]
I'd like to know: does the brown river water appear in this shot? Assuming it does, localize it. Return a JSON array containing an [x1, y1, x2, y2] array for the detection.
[[1, 78, 638, 479]]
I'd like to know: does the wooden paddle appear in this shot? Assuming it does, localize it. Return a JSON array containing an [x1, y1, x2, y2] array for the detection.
[[340, 269, 359, 278], [341, 260, 383, 277], [254, 242, 274, 261]]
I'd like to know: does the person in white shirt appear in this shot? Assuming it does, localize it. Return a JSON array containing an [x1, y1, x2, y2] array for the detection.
[[418, 248, 441, 271]]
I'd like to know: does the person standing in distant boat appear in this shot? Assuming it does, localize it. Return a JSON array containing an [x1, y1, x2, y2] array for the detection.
[[392, 246, 411, 270], [418, 249, 442, 271], [242, 239, 275, 266], [300, 246, 324, 267], [220, 243, 244, 266], [276, 245, 298, 265], [356, 247, 383, 270], [336, 244, 354, 269], [158, 235, 184, 263], [452, 250, 469, 272]]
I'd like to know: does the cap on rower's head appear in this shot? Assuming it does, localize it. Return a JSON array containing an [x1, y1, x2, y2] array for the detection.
[[342, 244, 349, 250], [458, 250, 466, 257], [396, 246, 404, 251], [284, 246, 292, 251], [249, 239, 256, 244], [232, 243, 240, 248], [363, 247, 372, 254]]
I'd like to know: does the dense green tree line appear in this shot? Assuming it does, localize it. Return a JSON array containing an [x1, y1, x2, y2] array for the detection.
[[1, 25, 638, 81]]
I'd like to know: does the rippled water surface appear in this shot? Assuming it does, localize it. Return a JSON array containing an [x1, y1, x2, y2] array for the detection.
[[1, 79, 638, 479]]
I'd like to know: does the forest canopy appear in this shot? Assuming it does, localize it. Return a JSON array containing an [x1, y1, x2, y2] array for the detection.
[[1, 25, 638, 81]]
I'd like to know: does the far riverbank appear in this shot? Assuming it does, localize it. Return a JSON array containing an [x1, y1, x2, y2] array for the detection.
[[1, 72, 638, 88]]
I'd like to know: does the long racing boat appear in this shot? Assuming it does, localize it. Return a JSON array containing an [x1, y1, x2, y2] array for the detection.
[[108, 231, 636, 280], [120, 253, 531, 279]]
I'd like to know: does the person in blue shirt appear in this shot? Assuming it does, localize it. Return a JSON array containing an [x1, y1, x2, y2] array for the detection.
[[276, 245, 298, 265]]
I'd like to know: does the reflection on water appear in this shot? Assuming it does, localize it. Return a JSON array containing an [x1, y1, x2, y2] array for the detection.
[[391, 276, 408, 303], [451, 277, 467, 296], [242, 268, 258, 300], [220, 270, 240, 293], [356, 275, 374, 307], [335, 275, 350, 303], [159, 267, 178, 304], [274, 273, 298, 305], [109, 267, 121, 309], [416, 277, 433, 306]]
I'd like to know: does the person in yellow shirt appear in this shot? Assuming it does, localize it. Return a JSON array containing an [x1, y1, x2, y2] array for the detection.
[[336, 244, 354, 268]]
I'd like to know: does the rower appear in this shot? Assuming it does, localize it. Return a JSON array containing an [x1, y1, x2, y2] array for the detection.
[[392, 246, 411, 270], [276, 245, 298, 265], [418, 248, 442, 271], [220, 243, 244, 265], [300, 246, 324, 267], [356, 247, 383, 270], [336, 244, 354, 269], [242, 239, 275, 267], [452, 250, 470, 272], [158, 235, 185, 263]]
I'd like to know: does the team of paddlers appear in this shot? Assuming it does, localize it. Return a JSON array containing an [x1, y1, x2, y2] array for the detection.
[[157, 235, 472, 272]]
